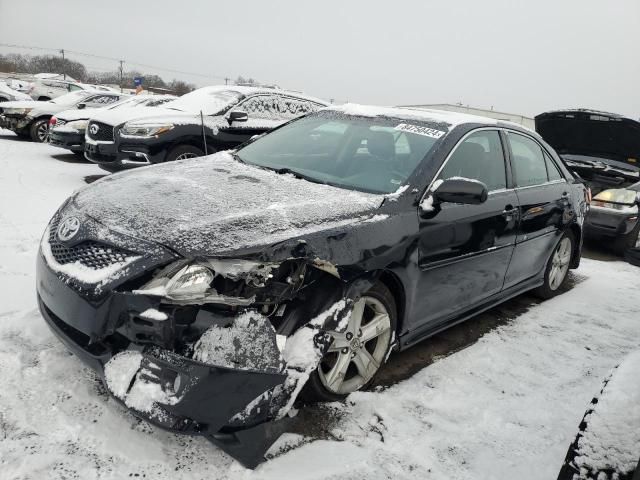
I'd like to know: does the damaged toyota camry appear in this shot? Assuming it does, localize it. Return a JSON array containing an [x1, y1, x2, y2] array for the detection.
[[36, 104, 588, 467]]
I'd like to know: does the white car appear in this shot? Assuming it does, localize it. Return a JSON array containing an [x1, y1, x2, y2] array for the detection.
[[49, 94, 177, 154], [0, 90, 127, 142], [0, 80, 33, 102]]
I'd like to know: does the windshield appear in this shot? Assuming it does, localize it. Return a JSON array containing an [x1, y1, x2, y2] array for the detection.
[[165, 88, 242, 115], [106, 96, 173, 110], [236, 112, 444, 194], [51, 90, 92, 106]]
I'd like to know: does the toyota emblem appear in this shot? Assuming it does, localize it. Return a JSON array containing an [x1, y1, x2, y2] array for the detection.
[[57, 216, 81, 242], [89, 124, 99, 135]]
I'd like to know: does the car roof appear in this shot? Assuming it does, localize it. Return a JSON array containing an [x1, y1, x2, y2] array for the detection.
[[195, 85, 330, 106], [323, 103, 507, 128]]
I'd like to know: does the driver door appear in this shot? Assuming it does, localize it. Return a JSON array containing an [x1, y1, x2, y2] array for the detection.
[[413, 129, 519, 331]]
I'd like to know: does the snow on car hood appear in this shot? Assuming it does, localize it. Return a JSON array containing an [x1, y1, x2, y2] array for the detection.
[[0, 100, 49, 110], [70, 151, 384, 256], [88, 106, 193, 127]]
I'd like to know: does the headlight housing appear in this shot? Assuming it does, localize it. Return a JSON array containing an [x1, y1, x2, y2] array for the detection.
[[63, 119, 89, 131], [132, 259, 277, 305], [120, 122, 174, 138], [592, 188, 640, 212], [4, 107, 33, 116]]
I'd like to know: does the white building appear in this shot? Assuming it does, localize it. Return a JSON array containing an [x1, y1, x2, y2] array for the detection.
[[400, 103, 535, 130]]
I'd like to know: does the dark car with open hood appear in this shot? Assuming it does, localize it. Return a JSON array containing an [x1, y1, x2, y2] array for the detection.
[[37, 104, 587, 467], [536, 109, 640, 261]]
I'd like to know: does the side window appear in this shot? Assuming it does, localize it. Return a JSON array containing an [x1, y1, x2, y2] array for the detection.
[[84, 95, 120, 107], [507, 132, 549, 187], [437, 130, 507, 191], [69, 84, 82, 92], [544, 152, 563, 181], [238, 95, 278, 119], [278, 97, 323, 119]]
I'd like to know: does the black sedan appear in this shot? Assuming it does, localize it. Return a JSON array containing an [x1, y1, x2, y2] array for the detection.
[[36, 105, 587, 467]]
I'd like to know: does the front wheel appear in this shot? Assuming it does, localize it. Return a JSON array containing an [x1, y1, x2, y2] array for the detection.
[[165, 144, 206, 163], [303, 282, 397, 402], [29, 118, 50, 142], [535, 231, 574, 299]]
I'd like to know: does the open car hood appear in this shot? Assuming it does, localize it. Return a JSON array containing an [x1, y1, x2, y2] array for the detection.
[[71, 152, 384, 258], [535, 110, 640, 167]]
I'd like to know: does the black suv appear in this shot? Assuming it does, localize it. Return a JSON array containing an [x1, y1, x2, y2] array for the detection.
[[84, 85, 329, 171]]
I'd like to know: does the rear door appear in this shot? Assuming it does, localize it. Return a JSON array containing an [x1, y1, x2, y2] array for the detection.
[[414, 128, 520, 328], [503, 131, 572, 288]]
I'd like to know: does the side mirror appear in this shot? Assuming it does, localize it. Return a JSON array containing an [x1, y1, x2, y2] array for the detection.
[[433, 178, 488, 205], [227, 110, 248, 124], [77, 102, 86, 110]]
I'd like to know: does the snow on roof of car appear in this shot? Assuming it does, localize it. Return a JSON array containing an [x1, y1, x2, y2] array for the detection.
[[326, 103, 499, 127]]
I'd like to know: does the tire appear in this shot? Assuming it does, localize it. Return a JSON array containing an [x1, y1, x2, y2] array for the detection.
[[534, 231, 575, 299], [29, 118, 50, 143], [303, 281, 397, 402], [165, 144, 206, 163], [72, 151, 86, 160], [613, 221, 640, 257]]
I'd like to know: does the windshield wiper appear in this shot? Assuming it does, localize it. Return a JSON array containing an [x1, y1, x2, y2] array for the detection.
[[273, 167, 327, 185]]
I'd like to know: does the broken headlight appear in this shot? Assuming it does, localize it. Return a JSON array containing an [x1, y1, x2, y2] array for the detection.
[[133, 259, 278, 305]]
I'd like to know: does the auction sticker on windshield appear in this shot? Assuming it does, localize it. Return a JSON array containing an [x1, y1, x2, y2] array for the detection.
[[395, 123, 446, 139]]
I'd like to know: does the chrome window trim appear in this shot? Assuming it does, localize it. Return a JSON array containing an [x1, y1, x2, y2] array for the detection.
[[421, 127, 507, 204]]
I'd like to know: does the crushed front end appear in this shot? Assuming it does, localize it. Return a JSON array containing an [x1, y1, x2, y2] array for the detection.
[[36, 212, 356, 468]]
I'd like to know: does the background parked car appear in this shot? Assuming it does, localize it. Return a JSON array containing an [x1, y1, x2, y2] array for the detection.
[[0, 90, 127, 142], [83, 85, 329, 171], [535, 109, 640, 195], [49, 94, 177, 156], [0, 79, 33, 102], [587, 182, 640, 262], [536, 109, 640, 261], [557, 350, 640, 480]]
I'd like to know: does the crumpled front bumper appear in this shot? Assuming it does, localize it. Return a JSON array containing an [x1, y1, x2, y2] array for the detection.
[[0, 114, 30, 131], [36, 252, 295, 468]]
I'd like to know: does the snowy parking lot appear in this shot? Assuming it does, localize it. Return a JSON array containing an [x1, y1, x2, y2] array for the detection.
[[1, 129, 639, 480]]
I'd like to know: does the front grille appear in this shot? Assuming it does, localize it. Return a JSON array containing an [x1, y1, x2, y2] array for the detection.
[[48, 217, 136, 270], [87, 121, 114, 142]]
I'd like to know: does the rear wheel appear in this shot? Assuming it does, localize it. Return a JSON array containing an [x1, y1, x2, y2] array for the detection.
[[165, 144, 206, 163], [304, 281, 396, 402], [535, 231, 574, 299], [29, 118, 50, 142]]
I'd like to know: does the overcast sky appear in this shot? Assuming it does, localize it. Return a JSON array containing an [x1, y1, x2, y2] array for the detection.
[[1, 0, 639, 118]]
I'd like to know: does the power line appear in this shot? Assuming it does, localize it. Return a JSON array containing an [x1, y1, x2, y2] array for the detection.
[[0, 42, 229, 81]]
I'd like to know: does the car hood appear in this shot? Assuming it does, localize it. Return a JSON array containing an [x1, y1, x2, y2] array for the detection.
[[88, 106, 193, 127], [0, 100, 50, 110], [69, 151, 385, 258], [536, 111, 640, 167], [56, 108, 94, 122]]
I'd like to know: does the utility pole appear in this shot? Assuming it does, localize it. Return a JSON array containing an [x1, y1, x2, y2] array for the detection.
[[224, 77, 230, 85], [119, 60, 124, 93], [60, 49, 66, 80]]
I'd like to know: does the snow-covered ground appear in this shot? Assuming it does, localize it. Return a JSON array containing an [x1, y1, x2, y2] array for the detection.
[[0, 129, 638, 479]]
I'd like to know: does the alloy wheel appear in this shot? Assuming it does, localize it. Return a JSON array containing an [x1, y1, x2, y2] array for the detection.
[[37, 123, 49, 143], [175, 152, 198, 161], [549, 237, 572, 290], [318, 296, 392, 395]]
